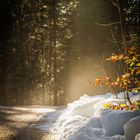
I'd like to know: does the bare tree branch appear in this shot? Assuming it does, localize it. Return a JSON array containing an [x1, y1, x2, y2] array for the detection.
[[106, 39, 122, 44], [111, 0, 119, 8], [109, 29, 122, 53], [95, 22, 121, 27], [109, 28, 125, 73]]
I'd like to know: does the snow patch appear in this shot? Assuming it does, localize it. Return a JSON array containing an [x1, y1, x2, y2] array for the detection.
[[102, 110, 135, 136], [124, 116, 140, 140]]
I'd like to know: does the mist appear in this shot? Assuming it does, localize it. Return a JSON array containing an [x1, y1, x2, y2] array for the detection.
[[64, 0, 119, 102], [0, 0, 136, 105]]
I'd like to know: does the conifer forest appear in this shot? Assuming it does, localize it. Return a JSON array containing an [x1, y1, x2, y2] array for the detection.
[[0, 0, 139, 106], [0, 1, 140, 140]]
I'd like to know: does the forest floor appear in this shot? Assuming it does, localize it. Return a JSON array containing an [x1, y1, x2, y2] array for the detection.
[[0, 106, 56, 140]]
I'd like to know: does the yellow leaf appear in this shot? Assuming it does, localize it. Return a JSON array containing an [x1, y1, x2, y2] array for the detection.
[[136, 63, 140, 67], [103, 103, 111, 108]]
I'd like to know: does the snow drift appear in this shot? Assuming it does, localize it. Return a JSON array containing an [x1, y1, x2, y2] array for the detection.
[[50, 92, 140, 140], [31, 92, 140, 140], [124, 116, 140, 140]]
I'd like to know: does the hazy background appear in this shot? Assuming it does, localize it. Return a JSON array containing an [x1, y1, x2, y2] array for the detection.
[[1, 0, 138, 105], [65, 0, 120, 102]]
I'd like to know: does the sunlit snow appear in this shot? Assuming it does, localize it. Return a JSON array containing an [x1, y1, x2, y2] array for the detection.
[[31, 92, 140, 140]]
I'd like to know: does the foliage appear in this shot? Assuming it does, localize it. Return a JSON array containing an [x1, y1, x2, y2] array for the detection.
[[103, 101, 140, 111], [89, 0, 140, 106], [105, 45, 140, 90], [89, 43, 140, 105]]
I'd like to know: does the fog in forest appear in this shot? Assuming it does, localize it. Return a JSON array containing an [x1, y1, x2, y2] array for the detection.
[[65, 0, 119, 101], [0, 0, 139, 105]]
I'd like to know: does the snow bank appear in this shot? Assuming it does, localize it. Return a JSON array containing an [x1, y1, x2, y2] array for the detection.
[[124, 116, 140, 140], [93, 98, 124, 117], [51, 93, 127, 140], [117, 92, 140, 102], [30, 107, 64, 131], [135, 133, 140, 140], [28, 92, 139, 140], [102, 110, 135, 136]]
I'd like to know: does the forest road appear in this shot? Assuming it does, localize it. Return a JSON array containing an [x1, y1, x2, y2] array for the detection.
[[0, 106, 59, 140]]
